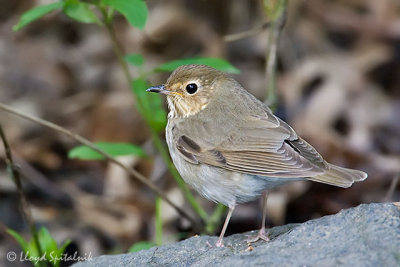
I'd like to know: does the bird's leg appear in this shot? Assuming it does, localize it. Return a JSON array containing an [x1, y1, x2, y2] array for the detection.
[[247, 191, 270, 243], [215, 205, 235, 247]]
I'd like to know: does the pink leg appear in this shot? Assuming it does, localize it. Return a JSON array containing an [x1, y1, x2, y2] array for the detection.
[[215, 205, 235, 247], [247, 191, 270, 243]]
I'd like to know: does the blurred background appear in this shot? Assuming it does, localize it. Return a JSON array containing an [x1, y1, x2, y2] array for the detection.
[[0, 0, 399, 266]]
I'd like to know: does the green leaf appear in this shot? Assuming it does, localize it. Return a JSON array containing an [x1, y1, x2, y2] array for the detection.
[[155, 57, 240, 74], [51, 240, 71, 267], [59, 239, 72, 255], [38, 227, 58, 254], [27, 239, 40, 259], [128, 241, 155, 252], [124, 53, 144, 67], [13, 2, 64, 31], [49, 238, 71, 267], [102, 0, 148, 29], [63, 0, 99, 24], [68, 142, 146, 160], [7, 229, 29, 254], [131, 78, 167, 133]]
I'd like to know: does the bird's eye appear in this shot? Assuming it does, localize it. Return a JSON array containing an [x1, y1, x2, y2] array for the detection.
[[185, 83, 198, 94]]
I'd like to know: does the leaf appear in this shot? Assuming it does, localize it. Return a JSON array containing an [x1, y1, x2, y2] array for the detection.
[[155, 57, 240, 73], [27, 240, 40, 261], [102, 0, 148, 29], [7, 229, 29, 254], [26, 239, 40, 264], [13, 2, 64, 31], [128, 241, 155, 252], [131, 78, 167, 133], [59, 239, 72, 255], [124, 53, 144, 67], [63, 0, 99, 24], [49, 239, 71, 267], [68, 142, 146, 160], [52, 240, 71, 267], [38, 227, 58, 255]]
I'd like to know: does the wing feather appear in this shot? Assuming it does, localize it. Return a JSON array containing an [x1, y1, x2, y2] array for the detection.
[[222, 143, 324, 177], [176, 133, 325, 178]]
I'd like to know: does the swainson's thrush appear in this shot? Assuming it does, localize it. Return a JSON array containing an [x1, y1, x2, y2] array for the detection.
[[147, 64, 367, 247]]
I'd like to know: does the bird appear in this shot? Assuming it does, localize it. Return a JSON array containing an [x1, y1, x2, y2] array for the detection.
[[146, 64, 367, 247]]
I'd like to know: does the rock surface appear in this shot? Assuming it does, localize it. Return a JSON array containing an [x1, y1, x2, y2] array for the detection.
[[74, 203, 400, 267]]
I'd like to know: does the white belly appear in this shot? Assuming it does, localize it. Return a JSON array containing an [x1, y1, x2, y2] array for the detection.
[[166, 121, 302, 207]]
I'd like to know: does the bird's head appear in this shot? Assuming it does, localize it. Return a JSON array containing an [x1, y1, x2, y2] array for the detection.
[[147, 64, 228, 118]]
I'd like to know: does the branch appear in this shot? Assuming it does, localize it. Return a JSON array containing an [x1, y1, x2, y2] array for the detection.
[[0, 102, 197, 226], [223, 22, 271, 42], [264, 7, 287, 109], [0, 125, 46, 267], [384, 174, 399, 202]]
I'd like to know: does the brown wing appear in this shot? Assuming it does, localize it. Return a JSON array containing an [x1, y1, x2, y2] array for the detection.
[[175, 113, 328, 178]]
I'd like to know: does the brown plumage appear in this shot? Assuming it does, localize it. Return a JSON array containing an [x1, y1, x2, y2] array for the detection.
[[147, 64, 367, 247]]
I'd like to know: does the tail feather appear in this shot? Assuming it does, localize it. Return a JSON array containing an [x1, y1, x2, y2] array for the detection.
[[307, 164, 368, 188]]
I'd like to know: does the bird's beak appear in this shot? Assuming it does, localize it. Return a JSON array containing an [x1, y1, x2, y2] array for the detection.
[[146, 85, 182, 96], [147, 85, 168, 94]]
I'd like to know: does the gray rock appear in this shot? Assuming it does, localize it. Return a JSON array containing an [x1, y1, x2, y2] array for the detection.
[[74, 203, 400, 267]]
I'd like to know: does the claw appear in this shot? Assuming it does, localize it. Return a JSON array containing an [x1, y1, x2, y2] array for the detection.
[[215, 240, 225, 247], [246, 229, 270, 243], [206, 240, 225, 248]]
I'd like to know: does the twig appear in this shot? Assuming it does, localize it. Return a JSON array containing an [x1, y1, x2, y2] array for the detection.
[[0, 102, 197, 226], [101, 8, 133, 87], [384, 174, 399, 202], [155, 196, 162, 245], [205, 204, 227, 234], [150, 131, 208, 221], [0, 125, 46, 267], [223, 22, 271, 42], [265, 25, 279, 107], [264, 1, 287, 109]]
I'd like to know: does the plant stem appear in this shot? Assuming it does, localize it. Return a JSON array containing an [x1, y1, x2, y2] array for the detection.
[[0, 125, 46, 267], [263, 0, 287, 110], [0, 103, 197, 227], [102, 9, 132, 86], [223, 22, 270, 42], [205, 204, 227, 234], [265, 21, 279, 109], [150, 131, 208, 222], [155, 196, 162, 245], [99, 7, 208, 223]]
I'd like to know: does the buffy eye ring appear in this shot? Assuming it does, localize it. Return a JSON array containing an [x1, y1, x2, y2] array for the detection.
[[185, 83, 198, 94]]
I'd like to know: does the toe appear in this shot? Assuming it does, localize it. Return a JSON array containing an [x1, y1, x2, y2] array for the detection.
[[246, 231, 270, 243], [215, 241, 225, 247]]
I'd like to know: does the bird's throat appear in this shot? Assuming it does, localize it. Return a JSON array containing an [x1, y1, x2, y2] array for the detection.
[[167, 96, 208, 118]]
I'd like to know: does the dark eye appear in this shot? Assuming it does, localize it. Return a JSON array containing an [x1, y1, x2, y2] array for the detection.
[[185, 83, 198, 94]]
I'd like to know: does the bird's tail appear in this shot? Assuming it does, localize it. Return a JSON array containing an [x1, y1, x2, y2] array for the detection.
[[307, 164, 368, 188]]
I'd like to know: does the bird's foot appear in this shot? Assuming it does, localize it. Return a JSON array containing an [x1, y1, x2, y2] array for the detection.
[[206, 240, 225, 248], [246, 229, 270, 243], [215, 240, 225, 247]]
